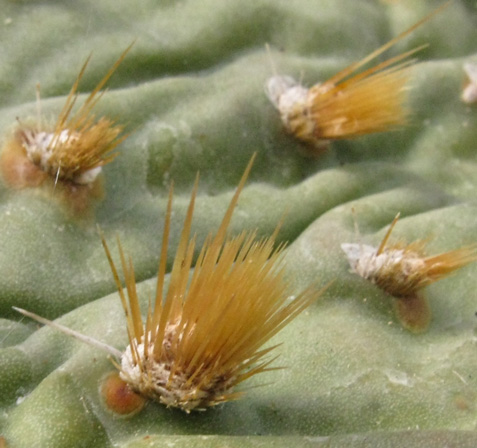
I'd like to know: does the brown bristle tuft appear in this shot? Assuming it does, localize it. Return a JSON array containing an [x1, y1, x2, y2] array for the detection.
[[343, 213, 477, 298], [0, 43, 133, 216], [265, 2, 450, 149], [102, 155, 324, 412], [342, 212, 477, 332]]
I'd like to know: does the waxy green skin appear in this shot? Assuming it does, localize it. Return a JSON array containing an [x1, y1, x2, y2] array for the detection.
[[0, 1, 477, 447]]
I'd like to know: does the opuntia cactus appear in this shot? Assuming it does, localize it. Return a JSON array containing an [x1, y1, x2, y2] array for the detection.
[[1, 1, 477, 447]]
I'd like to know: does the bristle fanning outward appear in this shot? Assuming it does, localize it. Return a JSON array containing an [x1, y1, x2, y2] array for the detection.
[[41, 43, 134, 182], [342, 213, 477, 332], [1, 43, 133, 191], [102, 155, 323, 412], [343, 214, 477, 298], [370, 224, 477, 299], [291, 42, 430, 143], [308, 61, 412, 139], [267, 2, 450, 146]]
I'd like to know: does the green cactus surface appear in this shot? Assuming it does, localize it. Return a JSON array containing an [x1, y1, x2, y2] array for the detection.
[[1, 0, 477, 447]]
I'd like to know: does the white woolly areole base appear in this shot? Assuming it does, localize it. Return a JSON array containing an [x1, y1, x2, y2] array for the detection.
[[341, 243, 426, 294], [341, 243, 404, 278], [120, 342, 180, 406], [119, 331, 239, 412], [265, 75, 309, 119], [20, 128, 102, 184]]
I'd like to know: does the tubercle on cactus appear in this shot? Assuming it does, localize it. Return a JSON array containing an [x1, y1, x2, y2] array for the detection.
[[14, 154, 326, 413], [0, 42, 133, 216], [264, 2, 450, 153], [341, 213, 477, 333]]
